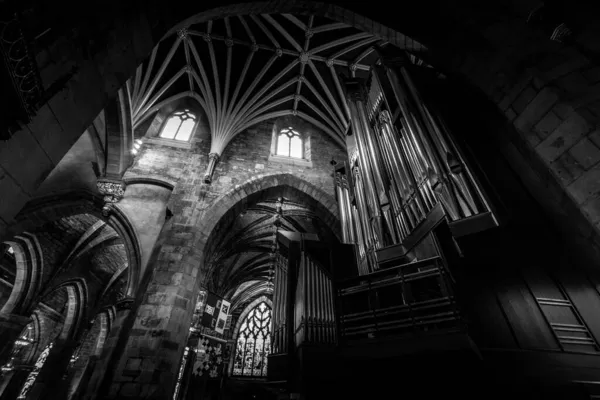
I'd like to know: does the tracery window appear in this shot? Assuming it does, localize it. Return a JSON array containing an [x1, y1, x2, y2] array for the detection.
[[160, 109, 197, 141], [232, 302, 271, 377], [17, 342, 53, 399], [276, 127, 303, 158]]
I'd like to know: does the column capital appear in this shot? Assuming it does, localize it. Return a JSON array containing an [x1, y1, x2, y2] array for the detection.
[[97, 178, 126, 216]]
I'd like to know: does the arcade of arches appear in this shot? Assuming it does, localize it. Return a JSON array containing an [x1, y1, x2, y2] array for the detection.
[[2, 1, 600, 399]]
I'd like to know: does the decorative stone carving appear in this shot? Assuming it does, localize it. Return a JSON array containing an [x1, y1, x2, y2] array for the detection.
[[326, 59, 334, 67], [251, 42, 259, 52], [299, 52, 309, 64], [276, 47, 283, 57], [200, 32, 211, 42], [97, 178, 126, 216], [203, 153, 221, 184], [177, 28, 189, 39], [225, 37, 234, 47]]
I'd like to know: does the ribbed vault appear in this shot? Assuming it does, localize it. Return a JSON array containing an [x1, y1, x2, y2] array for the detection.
[[128, 13, 427, 154]]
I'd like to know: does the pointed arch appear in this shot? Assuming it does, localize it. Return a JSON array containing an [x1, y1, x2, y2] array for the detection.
[[2, 233, 44, 315]]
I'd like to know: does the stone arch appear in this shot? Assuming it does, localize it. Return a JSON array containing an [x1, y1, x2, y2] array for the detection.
[[8, 191, 105, 238], [44, 279, 89, 341], [2, 233, 44, 315], [93, 310, 111, 357], [197, 173, 340, 281], [7, 191, 142, 301]]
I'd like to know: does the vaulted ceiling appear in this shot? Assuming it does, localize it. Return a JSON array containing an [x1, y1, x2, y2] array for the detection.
[[206, 195, 336, 312], [127, 13, 427, 152]]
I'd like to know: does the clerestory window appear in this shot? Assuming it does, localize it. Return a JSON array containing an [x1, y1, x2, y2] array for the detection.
[[276, 127, 303, 158], [159, 109, 197, 141]]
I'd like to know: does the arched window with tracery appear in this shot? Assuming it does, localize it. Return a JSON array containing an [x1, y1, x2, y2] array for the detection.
[[276, 127, 303, 158], [232, 302, 272, 377], [160, 109, 197, 141], [17, 342, 53, 399]]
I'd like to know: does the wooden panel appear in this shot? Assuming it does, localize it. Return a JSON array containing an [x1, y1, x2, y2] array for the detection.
[[494, 270, 559, 350], [469, 282, 518, 349], [555, 267, 600, 347]]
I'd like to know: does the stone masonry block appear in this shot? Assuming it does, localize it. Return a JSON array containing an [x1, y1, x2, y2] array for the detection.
[[534, 111, 562, 141], [568, 164, 600, 204], [570, 137, 600, 170], [549, 152, 584, 186], [512, 86, 537, 114], [580, 196, 600, 226], [536, 113, 591, 162], [514, 87, 560, 134]]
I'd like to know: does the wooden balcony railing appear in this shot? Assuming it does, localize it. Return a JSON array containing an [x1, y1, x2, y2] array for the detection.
[[337, 256, 463, 341]]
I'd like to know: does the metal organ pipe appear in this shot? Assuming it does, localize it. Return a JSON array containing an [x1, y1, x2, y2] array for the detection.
[[341, 175, 356, 244]]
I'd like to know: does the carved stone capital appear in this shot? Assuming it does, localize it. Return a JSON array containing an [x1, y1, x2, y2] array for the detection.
[[177, 28, 189, 39], [97, 178, 126, 216]]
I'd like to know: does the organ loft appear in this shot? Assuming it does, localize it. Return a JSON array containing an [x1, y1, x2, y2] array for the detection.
[[1, 0, 600, 399]]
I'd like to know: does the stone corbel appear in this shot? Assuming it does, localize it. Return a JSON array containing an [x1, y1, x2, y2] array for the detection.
[[97, 178, 126, 216], [203, 153, 221, 184]]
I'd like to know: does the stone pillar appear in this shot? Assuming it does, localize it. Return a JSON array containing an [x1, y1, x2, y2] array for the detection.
[[0, 367, 31, 400], [99, 257, 199, 400], [113, 180, 174, 289], [26, 338, 81, 400], [0, 313, 31, 367], [83, 300, 135, 400]]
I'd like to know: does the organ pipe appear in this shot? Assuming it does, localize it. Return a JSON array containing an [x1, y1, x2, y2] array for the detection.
[[330, 50, 496, 279]]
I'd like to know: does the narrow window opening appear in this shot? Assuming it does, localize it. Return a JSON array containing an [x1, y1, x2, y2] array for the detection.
[[160, 109, 197, 141], [276, 128, 303, 159]]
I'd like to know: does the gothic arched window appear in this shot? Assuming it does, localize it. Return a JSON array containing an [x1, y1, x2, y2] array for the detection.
[[160, 109, 197, 141], [17, 342, 53, 399], [232, 302, 272, 377], [276, 127, 303, 158]]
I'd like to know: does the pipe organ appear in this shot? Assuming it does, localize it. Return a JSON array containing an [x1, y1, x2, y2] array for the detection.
[[334, 51, 498, 274], [267, 232, 337, 383]]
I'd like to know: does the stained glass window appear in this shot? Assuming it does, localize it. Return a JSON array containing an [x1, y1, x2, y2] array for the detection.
[[232, 302, 271, 377], [276, 128, 303, 158], [17, 342, 53, 399], [160, 109, 197, 141]]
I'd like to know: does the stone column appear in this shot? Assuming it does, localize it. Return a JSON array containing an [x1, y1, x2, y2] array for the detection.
[[83, 300, 135, 400], [0, 313, 31, 367], [0, 367, 31, 400], [97, 222, 200, 400], [112, 179, 174, 289], [26, 337, 81, 400]]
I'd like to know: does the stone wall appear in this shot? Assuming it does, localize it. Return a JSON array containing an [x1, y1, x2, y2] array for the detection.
[[126, 113, 346, 237]]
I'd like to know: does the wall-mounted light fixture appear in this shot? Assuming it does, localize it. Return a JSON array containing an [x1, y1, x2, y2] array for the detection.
[[131, 139, 143, 155]]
